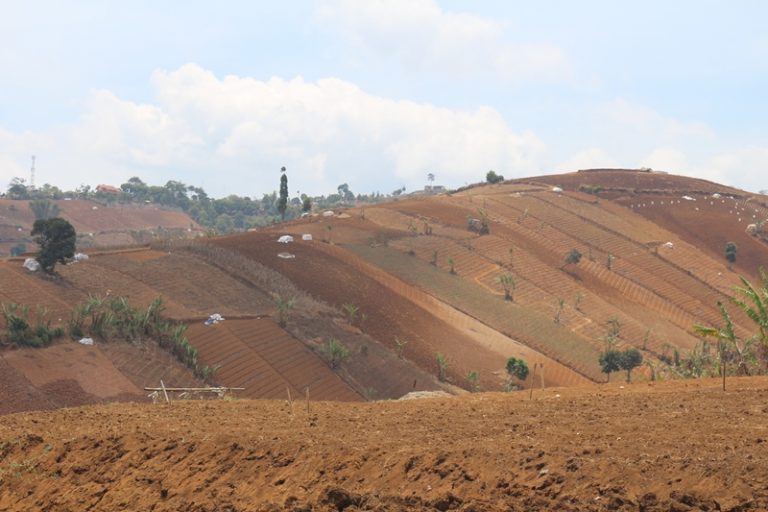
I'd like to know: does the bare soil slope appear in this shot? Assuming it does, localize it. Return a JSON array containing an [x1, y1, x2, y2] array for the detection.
[[1, 377, 767, 511], [4, 169, 768, 414], [216, 171, 767, 390], [0, 198, 203, 255]]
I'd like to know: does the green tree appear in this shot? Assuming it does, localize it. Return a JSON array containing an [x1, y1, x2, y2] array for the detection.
[[725, 241, 737, 266], [599, 350, 622, 382], [7, 177, 28, 199], [277, 167, 288, 220], [301, 196, 312, 213], [486, 170, 504, 184], [506, 357, 529, 382], [562, 248, 582, 270], [31, 217, 76, 273], [619, 348, 643, 383]]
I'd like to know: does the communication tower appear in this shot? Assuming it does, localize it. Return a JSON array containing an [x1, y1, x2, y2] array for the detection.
[[30, 155, 36, 189]]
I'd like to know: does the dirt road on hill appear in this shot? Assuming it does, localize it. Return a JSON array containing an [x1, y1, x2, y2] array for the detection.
[[2, 377, 768, 511]]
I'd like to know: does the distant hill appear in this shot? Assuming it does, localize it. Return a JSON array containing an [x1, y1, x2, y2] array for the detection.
[[3, 169, 768, 414], [0, 198, 204, 256]]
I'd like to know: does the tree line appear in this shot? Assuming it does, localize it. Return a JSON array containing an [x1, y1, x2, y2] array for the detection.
[[3, 174, 402, 234]]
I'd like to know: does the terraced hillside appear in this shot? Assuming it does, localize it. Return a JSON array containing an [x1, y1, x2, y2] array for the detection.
[[0, 198, 203, 256], [213, 170, 767, 388], [3, 169, 767, 415]]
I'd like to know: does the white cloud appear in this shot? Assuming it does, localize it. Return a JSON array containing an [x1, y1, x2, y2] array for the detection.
[[599, 99, 715, 140], [316, 0, 570, 83], [640, 147, 690, 174], [1, 64, 546, 197], [557, 148, 619, 172], [705, 146, 768, 192]]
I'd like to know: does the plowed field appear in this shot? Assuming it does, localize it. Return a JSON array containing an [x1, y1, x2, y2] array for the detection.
[[1, 377, 767, 511]]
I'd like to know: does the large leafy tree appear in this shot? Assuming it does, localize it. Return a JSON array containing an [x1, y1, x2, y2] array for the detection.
[[619, 348, 643, 383], [599, 350, 622, 382], [31, 217, 76, 273]]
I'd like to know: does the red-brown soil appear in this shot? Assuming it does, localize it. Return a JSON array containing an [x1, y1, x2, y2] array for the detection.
[[1, 377, 767, 511], [186, 318, 362, 402], [218, 173, 767, 391], [4, 170, 768, 415], [519, 168, 749, 197], [0, 198, 203, 255]]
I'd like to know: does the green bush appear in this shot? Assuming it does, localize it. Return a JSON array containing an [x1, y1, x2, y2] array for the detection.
[[325, 338, 350, 369], [1, 303, 63, 348]]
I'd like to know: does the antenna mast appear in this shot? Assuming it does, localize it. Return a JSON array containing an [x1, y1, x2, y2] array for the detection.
[[30, 155, 36, 189]]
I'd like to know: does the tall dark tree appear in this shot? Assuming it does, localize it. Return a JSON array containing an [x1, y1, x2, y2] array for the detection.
[[278, 166, 288, 220], [31, 217, 76, 273]]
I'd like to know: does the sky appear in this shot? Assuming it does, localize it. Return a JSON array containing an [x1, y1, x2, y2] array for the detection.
[[2, 1, 767, 198]]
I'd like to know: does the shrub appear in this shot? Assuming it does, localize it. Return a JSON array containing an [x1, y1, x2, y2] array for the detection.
[[1, 303, 63, 348], [506, 357, 529, 382], [562, 248, 582, 269], [325, 338, 350, 369], [395, 336, 408, 359], [466, 370, 480, 391], [342, 303, 359, 325], [274, 294, 295, 327], [497, 274, 516, 301], [436, 352, 448, 381]]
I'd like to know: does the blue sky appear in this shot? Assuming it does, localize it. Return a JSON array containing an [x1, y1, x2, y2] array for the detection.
[[2, 1, 767, 198]]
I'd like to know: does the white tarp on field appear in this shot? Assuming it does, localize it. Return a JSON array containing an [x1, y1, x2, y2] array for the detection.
[[23, 258, 40, 272]]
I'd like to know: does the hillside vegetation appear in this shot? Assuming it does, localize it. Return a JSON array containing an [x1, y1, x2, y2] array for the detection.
[[3, 169, 768, 414]]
